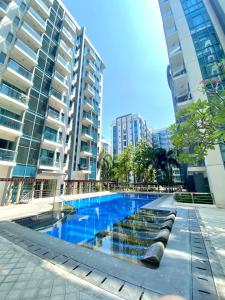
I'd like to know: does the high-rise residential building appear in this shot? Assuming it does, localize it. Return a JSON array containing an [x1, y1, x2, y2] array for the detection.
[[159, 0, 225, 207], [112, 113, 151, 156], [152, 128, 173, 151], [101, 137, 111, 155], [152, 128, 182, 183], [0, 0, 104, 201]]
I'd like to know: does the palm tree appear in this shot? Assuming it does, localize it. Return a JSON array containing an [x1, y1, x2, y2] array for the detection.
[[97, 149, 113, 180], [152, 148, 180, 185]]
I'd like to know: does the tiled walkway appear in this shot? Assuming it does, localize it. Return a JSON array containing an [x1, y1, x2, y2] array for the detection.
[[197, 206, 225, 299], [0, 236, 122, 300]]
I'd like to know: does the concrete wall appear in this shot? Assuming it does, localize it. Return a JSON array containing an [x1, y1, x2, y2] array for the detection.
[[206, 146, 225, 208]]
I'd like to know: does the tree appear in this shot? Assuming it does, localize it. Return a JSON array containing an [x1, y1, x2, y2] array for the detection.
[[152, 148, 180, 184], [98, 149, 113, 180], [112, 144, 134, 183], [169, 60, 225, 164], [132, 140, 155, 182]]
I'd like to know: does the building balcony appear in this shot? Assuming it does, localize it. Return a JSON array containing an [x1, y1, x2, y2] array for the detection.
[[0, 114, 22, 140], [169, 43, 182, 57], [84, 84, 95, 98], [24, 7, 46, 33], [42, 132, 63, 150], [82, 112, 93, 126], [0, 148, 16, 167], [177, 98, 193, 109], [86, 49, 96, 62], [17, 22, 42, 50], [173, 66, 187, 79], [32, 0, 50, 19], [83, 98, 94, 112], [55, 54, 70, 76], [46, 110, 65, 129], [85, 60, 96, 73], [39, 157, 60, 170], [81, 129, 93, 142], [0, 2, 7, 18], [59, 40, 72, 60], [61, 27, 73, 46], [0, 83, 29, 113], [52, 71, 68, 92], [3, 59, 33, 91], [78, 164, 91, 174], [84, 71, 95, 85], [11, 39, 37, 71], [49, 89, 66, 110], [80, 146, 92, 158], [43, 0, 53, 6], [64, 15, 76, 33], [165, 26, 178, 39]]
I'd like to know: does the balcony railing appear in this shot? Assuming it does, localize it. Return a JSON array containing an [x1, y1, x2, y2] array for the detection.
[[8, 59, 32, 81], [0, 114, 22, 131], [27, 7, 46, 28], [51, 88, 63, 101], [54, 71, 67, 85], [83, 98, 92, 106], [48, 109, 64, 122], [39, 156, 60, 168], [44, 131, 62, 143], [57, 54, 69, 68], [86, 60, 96, 71], [62, 27, 73, 42], [35, 0, 49, 14], [85, 84, 95, 95], [82, 128, 91, 135], [0, 148, 16, 162], [83, 112, 92, 120], [79, 164, 90, 171], [15, 39, 37, 61], [173, 66, 186, 78], [0, 83, 29, 105], [22, 22, 42, 43], [60, 39, 72, 54], [81, 145, 91, 152], [85, 71, 95, 82]]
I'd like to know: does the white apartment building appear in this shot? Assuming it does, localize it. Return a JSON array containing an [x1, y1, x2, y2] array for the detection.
[[159, 0, 225, 207], [0, 0, 104, 203], [112, 113, 152, 156]]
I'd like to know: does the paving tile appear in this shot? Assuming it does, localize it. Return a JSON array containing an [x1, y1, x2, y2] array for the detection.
[[3, 275, 19, 283], [71, 264, 92, 279], [38, 287, 53, 297], [0, 291, 9, 299], [85, 269, 107, 286], [5, 289, 22, 300], [21, 288, 39, 299], [0, 282, 14, 291], [100, 275, 124, 294], [118, 282, 143, 299], [51, 285, 66, 296]]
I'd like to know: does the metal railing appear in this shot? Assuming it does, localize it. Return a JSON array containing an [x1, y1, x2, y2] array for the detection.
[[174, 192, 214, 205], [0, 83, 29, 105]]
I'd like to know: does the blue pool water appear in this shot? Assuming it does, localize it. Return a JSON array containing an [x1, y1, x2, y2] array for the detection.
[[44, 193, 161, 262]]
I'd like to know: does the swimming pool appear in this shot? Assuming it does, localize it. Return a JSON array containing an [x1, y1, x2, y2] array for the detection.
[[42, 193, 162, 263]]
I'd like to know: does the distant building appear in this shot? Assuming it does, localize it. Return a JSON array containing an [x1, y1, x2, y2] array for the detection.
[[152, 128, 172, 151], [101, 138, 111, 155], [112, 113, 151, 156]]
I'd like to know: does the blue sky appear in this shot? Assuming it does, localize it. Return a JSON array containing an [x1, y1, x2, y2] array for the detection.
[[63, 0, 175, 140]]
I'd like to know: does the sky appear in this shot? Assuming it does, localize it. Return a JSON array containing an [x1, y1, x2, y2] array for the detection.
[[63, 0, 175, 141]]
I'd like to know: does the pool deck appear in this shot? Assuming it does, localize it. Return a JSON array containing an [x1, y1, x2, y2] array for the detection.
[[0, 192, 224, 299]]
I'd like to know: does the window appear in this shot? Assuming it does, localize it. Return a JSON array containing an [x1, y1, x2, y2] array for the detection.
[[20, 1, 26, 11], [13, 16, 20, 26], [6, 33, 13, 44], [0, 52, 6, 64]]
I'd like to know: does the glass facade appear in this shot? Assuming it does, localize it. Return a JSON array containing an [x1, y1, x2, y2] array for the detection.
[[181, 0, 225, 81]]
